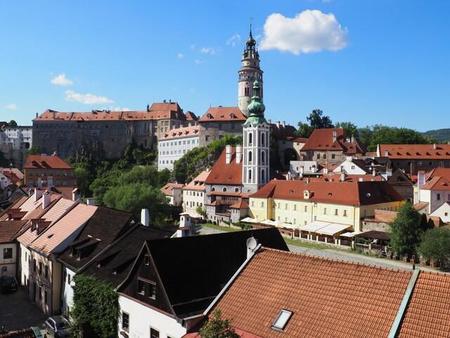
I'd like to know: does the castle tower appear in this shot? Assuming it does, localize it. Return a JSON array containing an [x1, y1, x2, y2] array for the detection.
[[238, 26, 263, 116], [242, 80, 270, 193]]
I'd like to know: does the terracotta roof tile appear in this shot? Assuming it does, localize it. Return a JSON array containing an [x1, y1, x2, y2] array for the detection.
[[399, 272, 450, 337], [160, 125, 200, 140], [213, 248, 411, 338], [24, 155, 72, 169], [379, 144, 450, 160], [250, 179, 403, 206], [161, 183, 184, 196], [29, 204, 97, 255], [183, 170, 210, 191], [302, 128, 365, 154], [199, 106, 246, 122], [0, 220, 28, 243], [205, 147, 242, 186]]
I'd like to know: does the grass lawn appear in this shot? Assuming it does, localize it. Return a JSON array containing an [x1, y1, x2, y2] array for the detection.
[[283, 237, 337, 250], [200, 222, 240, 232]]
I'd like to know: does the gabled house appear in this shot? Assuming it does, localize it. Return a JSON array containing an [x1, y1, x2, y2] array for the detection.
[[415, 167, 450, 213], [26, 203, 97, 314], [430, 202, 450, 224], [116, 228, 288, 338], [58, 207, 135, 316], [23, 154, 76, 188], [182, 170, 210, 218], [332, 157, 370, 175], [300, 128, 365, 166], [0, 220, 28, 277], [161, 183, 184, 207]]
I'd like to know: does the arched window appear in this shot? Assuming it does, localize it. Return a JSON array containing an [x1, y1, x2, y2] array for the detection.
[[261, 133, 265, 146], [245, 87, 249, 96], [261, 151, 265, 165], [261, 169, 265, 182], [223, 187, 227, 192], [248, 151, 252, 163], [248, 169, 252, 181], [249, 132, 253, 145]]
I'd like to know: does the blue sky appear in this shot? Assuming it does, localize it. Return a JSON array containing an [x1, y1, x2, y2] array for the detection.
[[1, 0, 450, 131]]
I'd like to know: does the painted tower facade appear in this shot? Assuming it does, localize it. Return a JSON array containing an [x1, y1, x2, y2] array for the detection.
[[238, 28, 263, 116], [242, 80, 270, 194]]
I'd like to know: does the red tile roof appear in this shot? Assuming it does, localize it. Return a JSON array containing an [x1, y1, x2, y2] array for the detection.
[[399, 272, 450, 337], [184, 111, 198, 121], [199, 106, 246, 122], [160, 125, 200, 140], [250, 179, 403, 206], [161, 183, 184, 196], [212, 248, 411, 338], [421, 168, 450, 191], [205, 147, 242, 186], [35, 102, 185, 122], [302, 128, 365, 154], [24, 155, 72, 170], [379, 144, 450, 160], [183, 170, 210, 191], [0, 220, 28, 243]]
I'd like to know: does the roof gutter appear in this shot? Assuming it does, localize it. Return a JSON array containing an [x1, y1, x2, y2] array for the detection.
[[388, 268, 420, 338]]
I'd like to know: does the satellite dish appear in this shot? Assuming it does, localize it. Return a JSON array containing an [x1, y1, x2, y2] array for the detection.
[[246, 236, 258, 251]]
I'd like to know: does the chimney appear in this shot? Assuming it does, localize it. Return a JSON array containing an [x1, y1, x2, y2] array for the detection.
[[35, 113, 38, 118], [34, 188, 43, 202], [372, 167, 376, 176], [433, 143, 437, 150], [41, 191, 50, 209], [358, 177, 364, 182], [141, 208, 150, 227], [146, 104, 150, 112], [246, 237, 258, 259], [72, 188, 80, 202], [351, 135, 355, 143], [417, 171, 426, 187], [323, 168, 329, 175], [176, 213, 192, 238], [86, 198, 97, 206], [282, 121, 286, 127], [332, 130, 337, 143], [340, 172, 346, 182], [225, 145, 232, 164], [236, 145, 242, 164], [384, 150, 389, 157]]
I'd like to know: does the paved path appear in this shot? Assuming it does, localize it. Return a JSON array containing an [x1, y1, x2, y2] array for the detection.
[[199, 225, 438, 272], [0, 287, 46, 331]]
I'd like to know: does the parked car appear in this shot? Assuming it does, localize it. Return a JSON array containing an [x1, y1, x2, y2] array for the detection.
[[44, 316, 70, 338], [0, 275, 17, 293]]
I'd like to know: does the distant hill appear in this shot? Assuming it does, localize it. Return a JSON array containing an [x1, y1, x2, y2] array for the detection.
[[423, 129, 450, 143]]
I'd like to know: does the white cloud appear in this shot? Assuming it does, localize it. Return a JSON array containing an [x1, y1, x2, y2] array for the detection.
[[5, 103, 17, 110], [65, 90, 114, 105], [200, 47, 216, 55], [260, 10, 348, 54], [110, 106, 130, 111], [194, 59, 204, 65], [51, 73, 73, 86], [226, 34, 241, 47], [177, 53, 184, 59]]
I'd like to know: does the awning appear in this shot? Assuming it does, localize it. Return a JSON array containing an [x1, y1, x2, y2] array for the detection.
[[315, 223, 352, 236], [355, 230, 390, 241], [340, 232, 357, 238], [299, 221, 330, 232]]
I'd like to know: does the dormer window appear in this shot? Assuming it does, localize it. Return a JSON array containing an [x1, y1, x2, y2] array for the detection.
[[272, 309, 293, 331], [137, 278, 156, 300], [144, 254, 150, 266]]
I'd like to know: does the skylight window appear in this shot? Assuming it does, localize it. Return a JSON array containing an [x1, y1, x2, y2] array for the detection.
[[272, 309, 292, 331]]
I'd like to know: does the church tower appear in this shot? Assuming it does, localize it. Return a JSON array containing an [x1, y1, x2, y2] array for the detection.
[[242, 80, 270, 194], [238, 26, 263, 116]]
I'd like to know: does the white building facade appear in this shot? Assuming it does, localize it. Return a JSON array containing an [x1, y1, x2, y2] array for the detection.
[[158, 126, 200, 171], [242, 80, 270, 194]]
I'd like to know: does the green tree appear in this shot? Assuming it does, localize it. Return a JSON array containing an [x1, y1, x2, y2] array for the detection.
[[335, 121, 358, 138], [73, 165, 92, 197], [295, 122, 313, 138], [419, 228, 450, 270], [306, 109, 333, 129], [8, 120, 18, 127], [389, 202, 423, 257], [72, 275, 118, 338], [103, 183, 168, 221], [199, 310, 240, 338], [26, 145, 41, 155]]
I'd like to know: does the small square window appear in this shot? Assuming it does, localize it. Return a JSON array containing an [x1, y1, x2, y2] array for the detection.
[[150, 328, 160, 338], [3, 248, 13, 260]]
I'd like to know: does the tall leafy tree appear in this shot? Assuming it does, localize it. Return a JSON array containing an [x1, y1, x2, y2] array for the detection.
[[389, 202, 423, 257], [419, 228, 450, 270], [335, 121, 358, 138], [306, 109, 333, 129], [296, 122, 313, 138]]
